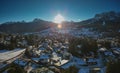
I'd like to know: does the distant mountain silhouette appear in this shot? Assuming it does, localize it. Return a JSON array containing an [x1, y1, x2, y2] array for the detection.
[[76, 11, 120, 32], [0, 18, 56, 33], [0, 11, 120, 33]]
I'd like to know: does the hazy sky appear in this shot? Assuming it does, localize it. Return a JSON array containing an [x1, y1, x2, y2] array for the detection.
[[0, 0, 120, 23]]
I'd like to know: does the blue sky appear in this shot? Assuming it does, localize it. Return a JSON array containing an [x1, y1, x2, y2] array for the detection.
[[0, 0, 120, 23]]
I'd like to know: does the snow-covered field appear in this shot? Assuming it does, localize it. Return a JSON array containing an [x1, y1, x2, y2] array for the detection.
[[39, 27, 100, 38], [0, 49, 25, 62]]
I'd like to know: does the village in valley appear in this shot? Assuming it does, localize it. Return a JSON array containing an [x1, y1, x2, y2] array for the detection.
[[0, 26, 120, 73]]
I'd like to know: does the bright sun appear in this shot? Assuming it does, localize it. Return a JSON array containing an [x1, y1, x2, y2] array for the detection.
[[54, 14, 65, 23]]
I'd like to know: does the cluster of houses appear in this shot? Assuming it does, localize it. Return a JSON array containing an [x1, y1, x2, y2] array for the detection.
[[0, 33, 28, 50], [97, 38, 120, 63], [26, 36, 72, 67], [0, 27, 120, 73]]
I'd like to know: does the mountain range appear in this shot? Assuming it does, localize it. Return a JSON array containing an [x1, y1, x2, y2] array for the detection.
[[76, 11, 120, 32], [0, 11, 120, 33]]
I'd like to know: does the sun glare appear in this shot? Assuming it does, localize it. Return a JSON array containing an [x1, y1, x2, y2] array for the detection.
[[57, 24, 62, 29], [54, 14, 65, 23]]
